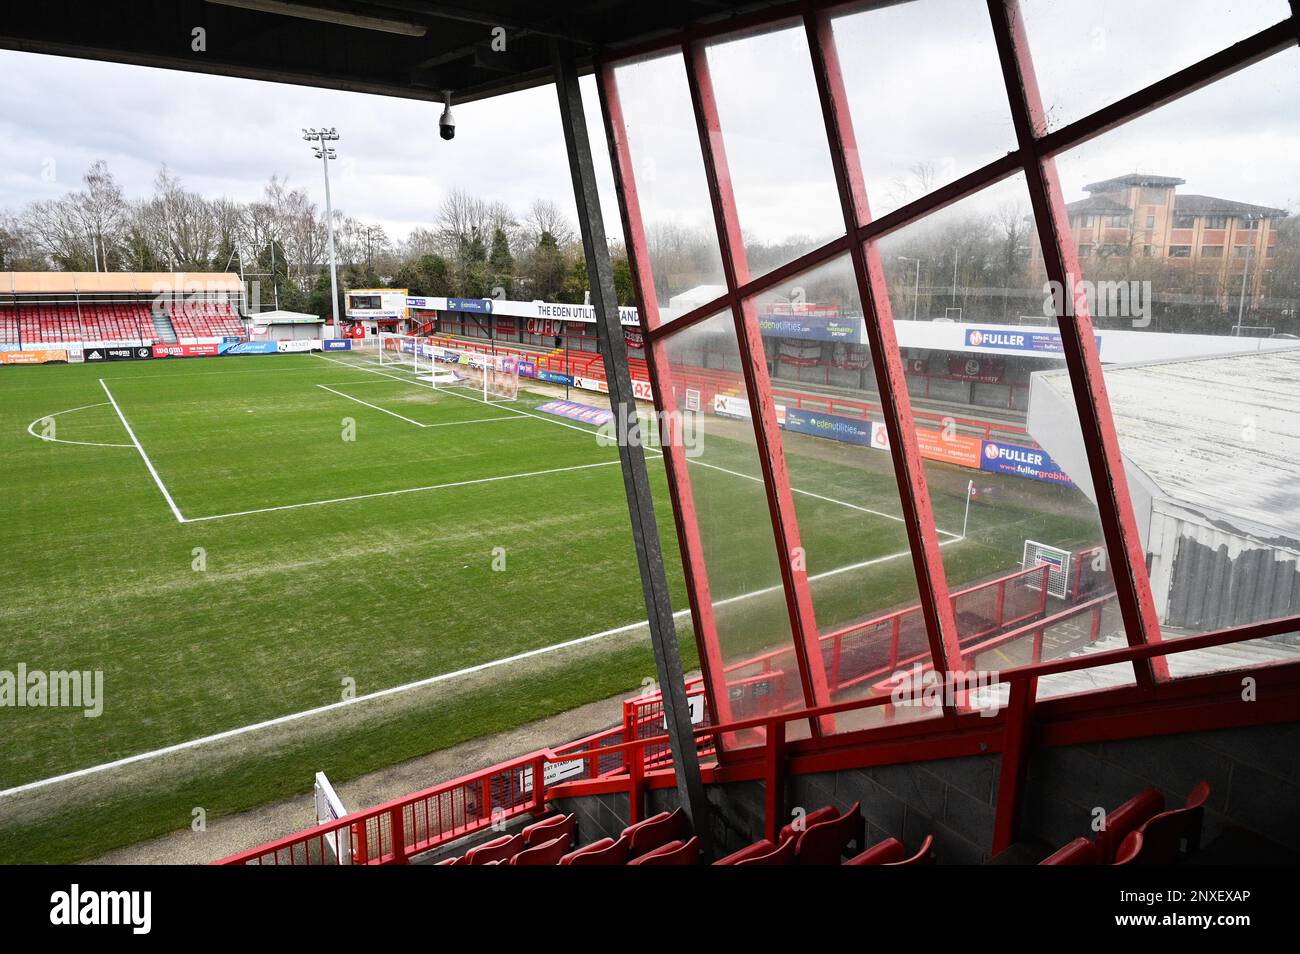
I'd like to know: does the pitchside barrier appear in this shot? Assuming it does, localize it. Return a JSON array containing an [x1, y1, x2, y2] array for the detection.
[[216, 554, 1133, 865]]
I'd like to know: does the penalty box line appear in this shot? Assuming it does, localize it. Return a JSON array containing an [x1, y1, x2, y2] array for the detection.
[[319, 354, 964, 541], [0, 539, 947, 800], [184, 459, 622, 523], [315, 384, 529, 428], [100, 379, 187, 524]]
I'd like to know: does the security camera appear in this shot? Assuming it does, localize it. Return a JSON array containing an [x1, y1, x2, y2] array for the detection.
[[439, 91, 455, 141]]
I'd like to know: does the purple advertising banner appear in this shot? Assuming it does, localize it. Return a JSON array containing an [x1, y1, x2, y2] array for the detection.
[[536, 400, 613, 427]]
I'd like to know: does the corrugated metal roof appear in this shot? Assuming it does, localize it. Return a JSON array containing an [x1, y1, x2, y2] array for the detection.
[[1037, 347, 1300, 541]]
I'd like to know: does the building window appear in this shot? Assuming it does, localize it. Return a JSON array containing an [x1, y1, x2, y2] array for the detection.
[[1201, 245, 1223, 257], [1145, 215, 1155, 229], [1234, 245, 1252, 257], [1172, 213, 1196, 229], [1078, 214, 1094, 227], [1078, 244, 1093, 257], [1099, 244, 1126, 257], [1142, 245, 1153, 256], [1203, 215, 1230, 229], [1239, 217, 1258, 230], [1169, 245, 1192, 257], [1105, 214, 1128, 227]]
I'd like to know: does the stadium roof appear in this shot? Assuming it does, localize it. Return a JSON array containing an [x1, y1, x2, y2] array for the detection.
[[0, 0, 791, 106], [2, 271, 243, 294], [1033, 348, 1300, 543]]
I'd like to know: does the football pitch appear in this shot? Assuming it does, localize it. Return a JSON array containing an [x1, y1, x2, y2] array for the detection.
[[0, 349, 1097, 861]]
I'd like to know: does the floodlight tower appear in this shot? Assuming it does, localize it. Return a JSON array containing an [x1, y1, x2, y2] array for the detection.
[[303, 127, 341, 338]]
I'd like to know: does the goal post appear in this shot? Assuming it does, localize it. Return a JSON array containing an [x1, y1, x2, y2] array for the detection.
[[1022, 539, 1073, 599], [377, 332, 424, 372], [428, 345, 519, 403]]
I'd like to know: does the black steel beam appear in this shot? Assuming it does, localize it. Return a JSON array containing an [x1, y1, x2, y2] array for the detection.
[[551, 36, 713, 856]]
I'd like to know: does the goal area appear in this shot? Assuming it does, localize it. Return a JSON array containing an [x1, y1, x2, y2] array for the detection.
[[377, 334, 519, 403]]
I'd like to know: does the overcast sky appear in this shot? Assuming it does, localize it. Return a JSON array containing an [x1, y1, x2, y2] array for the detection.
[[0, 0, 1295, 250]]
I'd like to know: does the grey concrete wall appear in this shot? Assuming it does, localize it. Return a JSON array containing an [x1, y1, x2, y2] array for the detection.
[[549, 719, 1300, 863], [1022, 720, 1300, 857], [790, 755, 999, 864]]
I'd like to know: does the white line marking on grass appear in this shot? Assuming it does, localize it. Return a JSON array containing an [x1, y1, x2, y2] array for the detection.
[[422, 414, 530, 427], [315, 353, 966, 538], [316, 384, 428, 427], [25, 403, 133, 448], [0, 539, 958, 800], [100, 379, 187, 524], [684, 456, 963, 541], [313, 351, 603, 439], [184, 459, 622, 523]]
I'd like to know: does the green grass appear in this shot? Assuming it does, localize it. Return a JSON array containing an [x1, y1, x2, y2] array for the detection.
[[0, 350, 1103, 861]]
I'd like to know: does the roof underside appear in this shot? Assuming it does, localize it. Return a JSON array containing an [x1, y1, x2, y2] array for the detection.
[[0, 0, 791, 105], [1040, 348, 1300, 542]]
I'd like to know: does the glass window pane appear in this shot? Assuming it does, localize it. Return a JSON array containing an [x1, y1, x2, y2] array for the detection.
[[746, 255, 941, 729], [659, 311, 807, 741], [611, 53, 726, 320], [874, 174, 1127, 702], [1052, 48, 1300, 680], [830, 0, 1016, 218], [1020, 0, 1291, 132], [703, 22, 844, 280]]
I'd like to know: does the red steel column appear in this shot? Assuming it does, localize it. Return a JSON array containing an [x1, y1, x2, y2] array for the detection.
[[803, 11, 965, 709], [987, 0, 1166, 685], [597, 65, 735, 731], [682, 39, 835, 734]]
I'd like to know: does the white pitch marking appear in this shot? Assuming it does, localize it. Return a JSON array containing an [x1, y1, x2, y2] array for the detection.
[[313, 351, 603, 439], [422, 414, 530, 428], [0, 541, 946, 800], [316, 384, 428, 427], [25, 403, 133, 448], [184, 458, 622, 523], [100, 380, 187, 524], [315, 350, 966, 539]]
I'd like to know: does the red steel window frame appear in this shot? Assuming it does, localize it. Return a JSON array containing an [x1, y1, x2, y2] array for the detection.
[[597, 0, 1300, 748]]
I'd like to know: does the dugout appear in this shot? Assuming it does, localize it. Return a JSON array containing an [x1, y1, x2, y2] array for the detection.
[[246, 310, 326, 342]]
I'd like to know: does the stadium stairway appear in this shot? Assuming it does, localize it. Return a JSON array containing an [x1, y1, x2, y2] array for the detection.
[[151, 308, 179, 343]]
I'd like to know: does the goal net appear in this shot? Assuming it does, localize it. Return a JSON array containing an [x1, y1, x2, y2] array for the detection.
[[1022, 540, 1073, 599], [376, 335, 519, 402], [427, 344, 519, 403], [377, 333, 428, 374]]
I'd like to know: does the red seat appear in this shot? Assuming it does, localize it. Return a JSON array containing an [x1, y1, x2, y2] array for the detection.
[[522, 813, 576, 848], [886, 834, 935, 866], [714, 839, 777, 866], [845, 837, 906, 866], [733, 836, 796, 866], [795, 802, 863, 865], [628, 835, 700, 866], [560, 836, 630, 866], [465, 832, 524, 865], [779, 805, 836, 844], [621, 808, 688, 858], [1112, 831, 1143, 866], [511, 834, 571, 866], [1095, 787, 1164, 864], [434, 855, 460, 866], [1040, 836, 1098, 866], [1132, 782, 1210, 865]]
